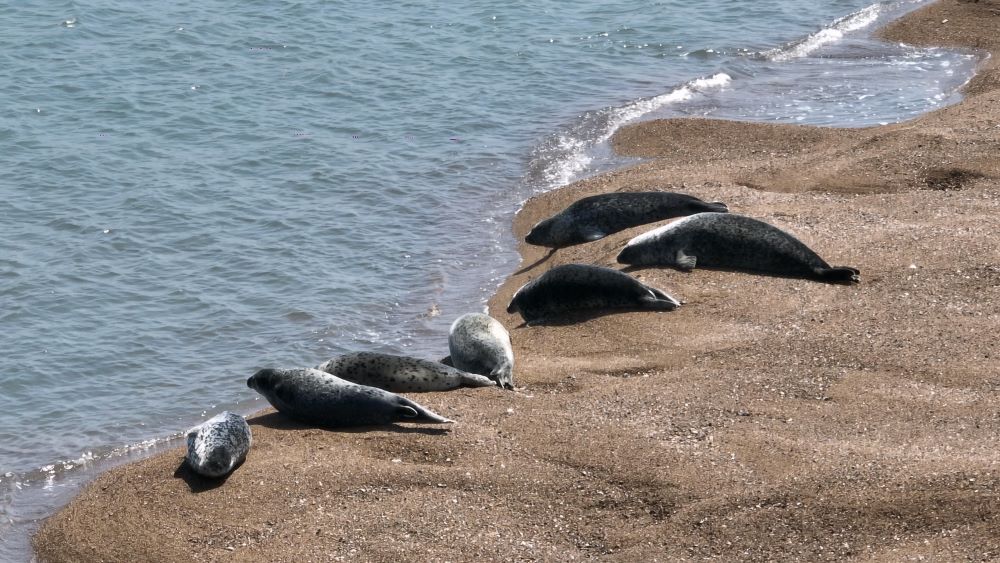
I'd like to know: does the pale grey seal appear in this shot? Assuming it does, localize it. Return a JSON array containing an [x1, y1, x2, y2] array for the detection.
[[315, 352, 494, 393], [506, 263, 680, 325], [247, 367, 453, 427], [185, 411, 251, 478], [447, 313, 515, 389], [525, 191, 728, 248], [616, 212, 860, 284]]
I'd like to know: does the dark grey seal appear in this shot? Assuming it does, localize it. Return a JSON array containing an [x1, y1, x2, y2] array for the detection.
[[447, 313, 515, 389], [315, 351, 494, 393], [525, 191, 728, 248], [185, 411, 251, 478], [247, 367, 453, 427], [616, 212, 860, 284], [506, 263, 680, 325]]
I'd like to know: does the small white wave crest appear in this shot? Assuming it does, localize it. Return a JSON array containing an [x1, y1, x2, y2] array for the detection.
[[766, 3, 882, 62], [534, 73, 732, 188]]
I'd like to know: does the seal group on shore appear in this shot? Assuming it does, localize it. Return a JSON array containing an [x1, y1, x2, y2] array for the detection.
[[617, 212, 860, 284], [507, 263, 681, 325], [525, 191, 728, 248], [247, 367, 453, 427], [316, 351, 495, 393], [447, 313, 515, 389], [185, 411, 252, 478]]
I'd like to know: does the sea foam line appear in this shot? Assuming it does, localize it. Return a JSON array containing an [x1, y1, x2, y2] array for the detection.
[[765, 3, 883, 62], [541, 72, 732, 188]]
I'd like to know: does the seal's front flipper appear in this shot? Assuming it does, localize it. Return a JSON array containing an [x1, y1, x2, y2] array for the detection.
[[676, 250, 697, 271], [439, 355, 453, 367], [816, 266, 861, 284], [397, 406, 419, 418], [580, 227, 606, 242], [460, 372, 496, 388]]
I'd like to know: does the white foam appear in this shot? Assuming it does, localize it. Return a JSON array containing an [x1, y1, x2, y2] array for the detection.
[[541, 73, 731, 189], [766, 3, 882, 62]]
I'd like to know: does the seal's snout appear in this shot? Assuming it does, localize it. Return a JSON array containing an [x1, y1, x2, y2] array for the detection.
[[246, 375, 255, 389]]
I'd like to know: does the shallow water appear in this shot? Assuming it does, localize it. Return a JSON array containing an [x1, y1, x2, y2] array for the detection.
[[0, 0, 979, 559]]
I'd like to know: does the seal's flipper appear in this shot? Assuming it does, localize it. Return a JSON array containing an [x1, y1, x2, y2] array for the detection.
[[396, 406, 419, 418], [440, 355, 453, 367], [816, 266, 861, 284], [580, 227, 606, 242], [460, 372, 497, 388], [709, 202, 729, 212], [676, 250, 697, 271], [645, 287, 681, 310], [398, 399, 454, 424]]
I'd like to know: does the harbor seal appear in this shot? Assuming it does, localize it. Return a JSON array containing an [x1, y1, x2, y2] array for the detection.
[[616, 212, 860, 284], [525, 191, 728, 248], [447, 313, 515, 389], [247, 367, 453, 427], [507, 263, 680, 325], [185, 411, 251, 478], [315, 352, 494, 393]]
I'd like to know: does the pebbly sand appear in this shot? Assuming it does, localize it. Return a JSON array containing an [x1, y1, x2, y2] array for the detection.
[[33, 1, 1000, 561]]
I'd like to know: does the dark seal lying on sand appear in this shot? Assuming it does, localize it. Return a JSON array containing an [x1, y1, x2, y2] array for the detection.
[[617, 212, 860, 284], [507, 263, 681, 325], [525, 191, 728, 248]]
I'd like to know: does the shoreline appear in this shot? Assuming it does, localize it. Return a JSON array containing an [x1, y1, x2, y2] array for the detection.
[[33, 1, 1000, 561]]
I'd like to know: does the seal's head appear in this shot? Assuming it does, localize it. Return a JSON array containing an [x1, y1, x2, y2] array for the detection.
[[524, 217, 556, 247], [247, 368, 280, 393], [616, 243, 641, 265]]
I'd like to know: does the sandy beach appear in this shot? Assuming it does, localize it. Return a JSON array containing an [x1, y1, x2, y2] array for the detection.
[[33, 1, 1000, 561]]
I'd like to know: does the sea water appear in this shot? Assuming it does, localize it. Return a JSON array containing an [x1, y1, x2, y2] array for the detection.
[[0, 0, 979, 558]]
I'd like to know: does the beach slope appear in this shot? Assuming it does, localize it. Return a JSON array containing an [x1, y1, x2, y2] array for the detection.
[[34, 1, 1000, 561]]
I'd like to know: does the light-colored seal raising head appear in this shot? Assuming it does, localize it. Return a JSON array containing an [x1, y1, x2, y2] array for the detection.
[[448, 313, 515, 389]]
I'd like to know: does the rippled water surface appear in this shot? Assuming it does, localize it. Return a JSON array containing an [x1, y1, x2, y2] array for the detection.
[[0, 0, 979, 558]]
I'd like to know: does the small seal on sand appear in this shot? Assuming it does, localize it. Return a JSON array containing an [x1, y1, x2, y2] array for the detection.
[[525, 191, 728, 248], [185, 411, 251, 478], [617, 212, 860, 284], [507, 263, 680, 325], [448, 313, 515, 389], [247, 368, 453, 427], [315, 352, 495, 393]]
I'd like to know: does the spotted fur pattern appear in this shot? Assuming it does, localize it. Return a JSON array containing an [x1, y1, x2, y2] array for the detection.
[[315, 352, 494, 393], [185, 411, 251, 478], [247, 368, 453, 427]]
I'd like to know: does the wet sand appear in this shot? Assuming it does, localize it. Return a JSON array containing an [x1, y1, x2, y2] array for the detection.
[[34, 1, 1000, 561]]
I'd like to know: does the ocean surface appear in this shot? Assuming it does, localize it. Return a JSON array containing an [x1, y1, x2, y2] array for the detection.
[[0, 0, 980, 558]]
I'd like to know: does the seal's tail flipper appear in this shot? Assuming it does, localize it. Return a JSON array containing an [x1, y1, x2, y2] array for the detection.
[[397, 401, 454, 424], [817, 266, 861, 284], [644, 287, 682, 310], [708, 201, 729, 212]]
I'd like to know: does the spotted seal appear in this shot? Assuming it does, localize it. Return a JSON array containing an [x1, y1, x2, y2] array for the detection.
[[525, 191, 728, 248], [616, 212, 860, 284], [185, 411, 251, 478], [507, 263, 680, 325], [247, 367, 453, 427], [315, 352, 494, 393], [447, 313, 515, 389]]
